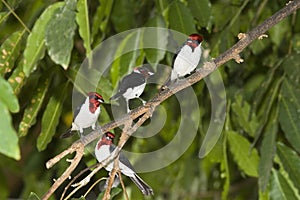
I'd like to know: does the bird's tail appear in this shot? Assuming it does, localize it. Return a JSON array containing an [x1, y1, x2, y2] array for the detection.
[[60, 128, 74, 138], [110, 92, 122, 101], [129, 174, 154, 196]]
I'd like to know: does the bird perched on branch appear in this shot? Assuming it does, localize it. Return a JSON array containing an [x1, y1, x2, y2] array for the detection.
[[170, 33, 203, 81], [95, 132, 154, 196], [60, 92, 104, 138], [110, 66, 154, 113]]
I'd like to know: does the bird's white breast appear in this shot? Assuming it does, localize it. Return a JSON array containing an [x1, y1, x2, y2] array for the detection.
[[95, 145, 114, 171], [73, 98, 100, 129], [95, 144, 136, 177], [171, 44, 201, 80], [122, 83, 146, 100]]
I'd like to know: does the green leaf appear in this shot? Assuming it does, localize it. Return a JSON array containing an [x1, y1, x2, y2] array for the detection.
[[252, 76, 283, 149], [252, 64, 281, 114], [231, 95, 259, 137], [110, 0, 135, 33], [277, 142, 300, 193], [76, 0, 91, 55], [119, 30, 144, 76], [45, 0, 77, 70], [0, 76, 19, 113], [0, 29, 25, 75], [0, 166, 8, 199], [7, 60, 26, 95], [144, 15, 167, 66], [91, 0, 114, 42], [23, 2, 64, 76], [227, 131, 259, 177], [27, 192, 40, 200], [0, 11, 10, 26], [269, 18, 290, 47], [249, 38, 271, 55], [281, 54, 300, 85], [206, 134, 224, 163], [221, 132, 230, 200], [65, 67, 113, 100], [211, 2, 238, 30], [270, 170, 299, 200], [18, 74, 51, 137], [187, 0, 212, 30], [166, 1, 196, 34], [279, 79, 300, 153], [110, 30, 143, 87], [37, 82, 69, 151], [97, 187, 122, 200], [291, 34, 300, 53], [258, 104, 278, 192], [0, 101, 20, 160]]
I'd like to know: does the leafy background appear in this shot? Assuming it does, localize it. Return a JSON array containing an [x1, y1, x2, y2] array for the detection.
[[0, 0, 300, 199]]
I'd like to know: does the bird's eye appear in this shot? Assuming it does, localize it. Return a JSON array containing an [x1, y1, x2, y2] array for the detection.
[[194, 40, 200, 45]]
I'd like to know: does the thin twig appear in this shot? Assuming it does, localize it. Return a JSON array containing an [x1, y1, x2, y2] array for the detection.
[[103, 120, 133, 199], [84, 177, 107, 198], [118, 171, 130, 200], [102, 156, 119, 200], [63, 162, 104, 200], [60, 163, 99, 200], [42, 142, 84, 200], [1, 0, 31, 33]]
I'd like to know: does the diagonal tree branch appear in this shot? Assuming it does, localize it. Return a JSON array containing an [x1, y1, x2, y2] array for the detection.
[[83, 0, 300, 146], [42, 1, 300, 199]]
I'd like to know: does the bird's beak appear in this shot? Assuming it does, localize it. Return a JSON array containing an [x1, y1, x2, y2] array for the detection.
[[148, 71, 154, 76], [99, 98, 105, 103]]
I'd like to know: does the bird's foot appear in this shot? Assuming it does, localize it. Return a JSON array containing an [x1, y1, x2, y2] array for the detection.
[[139, 98, 146, 105]]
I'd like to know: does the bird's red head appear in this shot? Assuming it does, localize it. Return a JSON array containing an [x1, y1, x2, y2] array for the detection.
[[134, 66, 154, 78], [186, 33, 203, 49], [104, 132, 115, 140], [188, 33, 203, 44], [88, 92, 104, 113], [97, 132, 115, 149]]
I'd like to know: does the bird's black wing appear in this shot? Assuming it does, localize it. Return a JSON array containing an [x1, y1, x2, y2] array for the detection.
[[171, 44, 184, 68], [119, 152, 136, 171], [110, 72, 146, 100], [118, 72, 145, 92], [59, 99, 84, 139], [73, 103, 83, 119], [109, 145, 135, 171]]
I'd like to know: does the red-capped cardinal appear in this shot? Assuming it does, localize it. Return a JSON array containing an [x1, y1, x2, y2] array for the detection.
[[95, 132, 154, 196], [60, 92, 104, 138], [110, 66, 154, 113], [170, 33, 203, 81]]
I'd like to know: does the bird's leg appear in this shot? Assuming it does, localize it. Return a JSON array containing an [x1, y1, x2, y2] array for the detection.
[[79, 128, 84, 135], [139, 97, 146, 105], [126, 99, 131, 113], [105, 173, 120, 188], [91, 123, 96, 130]]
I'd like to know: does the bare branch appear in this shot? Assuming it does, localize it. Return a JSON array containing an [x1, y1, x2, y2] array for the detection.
[[118, 171, 130, 200], [102, 156, 119, 200], [42, 142, 84, 200], [103, 120, 132, 200], [60, 163, 99, 200]]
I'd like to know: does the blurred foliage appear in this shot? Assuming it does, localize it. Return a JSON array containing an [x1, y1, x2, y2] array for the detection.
[[0, 0, 300, 199]]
